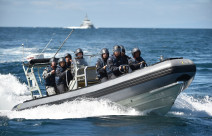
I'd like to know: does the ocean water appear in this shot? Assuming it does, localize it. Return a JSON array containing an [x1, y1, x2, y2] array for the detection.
[[0, 27, 212, 136]]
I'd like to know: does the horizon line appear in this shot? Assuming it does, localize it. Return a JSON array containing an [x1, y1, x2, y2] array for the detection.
[[0, 26, 212, 30]]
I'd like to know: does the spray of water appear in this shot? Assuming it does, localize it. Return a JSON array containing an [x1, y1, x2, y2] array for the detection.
[[0, 74, 31, 110], [0, 46, 96, 64], [170, 93, 212, 117], [0, 74, 140, 119], [1, 98, 140, 119]]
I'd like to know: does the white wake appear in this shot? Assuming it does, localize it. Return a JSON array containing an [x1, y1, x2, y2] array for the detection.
[[0, 74, 31, 110], [170, 93, 212, 117], [1, 98, 140, 119]]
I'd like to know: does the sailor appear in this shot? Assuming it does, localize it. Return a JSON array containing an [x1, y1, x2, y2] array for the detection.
[[120, 45, 131, 64], [42, 57, 58, 96], [107, 45, 129, 79], [74, 48, 88, 66], [96, 48, 109, 82], [128, 47, 147, 71], [64, 53, 72, 68], [55, 57, 73, 94]]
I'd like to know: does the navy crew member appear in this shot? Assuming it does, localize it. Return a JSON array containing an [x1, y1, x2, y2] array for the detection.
[[64, 53, 72, 68], [120, 45, 131, 64], [74, 48, 88, 66], [96, 48, 109, 82], [128, 47, 147, 71], [107, 45, 129, 79], [42, 57, 57, 95], [55, 57, 73, 94]]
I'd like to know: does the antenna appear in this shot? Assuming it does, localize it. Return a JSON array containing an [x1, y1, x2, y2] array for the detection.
[[22, 43, 24, 62], [38, 38, 53, 58], [54, 29, 74, 58], [38, 33, 56, 58]]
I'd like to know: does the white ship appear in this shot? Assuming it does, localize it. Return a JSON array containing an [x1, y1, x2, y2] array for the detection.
[[67, 14, 95, 29]]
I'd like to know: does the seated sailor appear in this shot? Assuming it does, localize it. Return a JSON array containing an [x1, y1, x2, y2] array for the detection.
[[64, 53, 72, 68], [96, 48, 109, 82], [107, 45, 129, 79], [42, 57, 57, 96], [74, 48, 88, 66], [128, 47, 147, 71], [120, 45, 131, 64], [55, 57, 73, 94], [64, 53, 75, 74]]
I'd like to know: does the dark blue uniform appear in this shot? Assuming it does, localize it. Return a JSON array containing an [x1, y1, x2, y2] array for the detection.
[[122, 54, 131, 64], [42, 66, 57, 95], [107, 55, 125, 78], [96, 58, 108, 82], [55, 65, 73, 93], [43, 66, 56, 87], [55, 65, 67, 85], [128, 57, 146, 71], [66, 61, 71, 68]]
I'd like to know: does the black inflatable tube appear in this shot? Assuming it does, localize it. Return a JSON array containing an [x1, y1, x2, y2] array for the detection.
[[29, 58, 59, 65]]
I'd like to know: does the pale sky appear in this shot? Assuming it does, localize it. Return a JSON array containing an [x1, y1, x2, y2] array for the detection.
[[0, 0, 212, 28]]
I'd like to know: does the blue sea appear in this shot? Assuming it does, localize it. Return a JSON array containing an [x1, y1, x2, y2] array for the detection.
[[0, 27, 212, 136]]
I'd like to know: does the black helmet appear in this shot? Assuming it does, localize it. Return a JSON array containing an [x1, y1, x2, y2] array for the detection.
[[131, 47, 141, 57], [101, 48, 109, 55], [75, 48, 83, 56], [64, 53, 72, 59], [120, 45, 125, 53], [113, 45, 121, 53], [58, 57, 65, 63], [49, 57, 56, 63]]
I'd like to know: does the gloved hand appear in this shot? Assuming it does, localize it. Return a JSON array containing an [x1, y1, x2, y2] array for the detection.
[[66, 68, 71, 71], [139, 61, 147, 68], [103, 65, 107, 70], [119, 65, 129, 73], [50, 70, 55, 75], [124, 65, 129, 73], [119, 65, 124, 73]]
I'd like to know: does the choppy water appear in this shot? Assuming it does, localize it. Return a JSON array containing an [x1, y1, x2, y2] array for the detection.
[[0, 27, 212, 136]]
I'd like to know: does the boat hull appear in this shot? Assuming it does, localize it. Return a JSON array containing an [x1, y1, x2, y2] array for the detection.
[[12, 58, 196, 115], [117, 82, 184, 115]]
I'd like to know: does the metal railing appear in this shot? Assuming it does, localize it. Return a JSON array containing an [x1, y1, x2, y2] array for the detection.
[[69, 65, 97, 90], [22, 60, 98, 98], [23, 65, 43, 99]]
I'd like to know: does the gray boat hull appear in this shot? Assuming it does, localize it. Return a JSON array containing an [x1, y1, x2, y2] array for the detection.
[[12, 58, 196, 115]]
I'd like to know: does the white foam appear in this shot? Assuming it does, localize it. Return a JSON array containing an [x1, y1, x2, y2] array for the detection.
[[170, 93, 212, 117], [1, 98, 140, 119], [0, 46, 93, 63], [0, 46, 67, 63], [0, 74, 140, 119], [0, 74, 31, 110], [0, 47, 38, 63]]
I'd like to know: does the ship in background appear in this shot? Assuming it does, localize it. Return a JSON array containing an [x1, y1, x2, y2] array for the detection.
[[67, 14, 95, 29]]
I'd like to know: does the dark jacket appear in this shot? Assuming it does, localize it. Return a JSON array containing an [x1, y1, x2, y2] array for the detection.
[[55, 65, 73, 85], [107, 55, 125, 77], [66, 61, 71, 68], [43, 66, 56, 87], [122, 54, 131, 65], [128, 57, 146, 71], [96, 58, 108, 79]]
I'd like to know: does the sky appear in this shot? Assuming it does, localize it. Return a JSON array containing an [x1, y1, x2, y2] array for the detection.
[[0, 0, 212, 28]]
